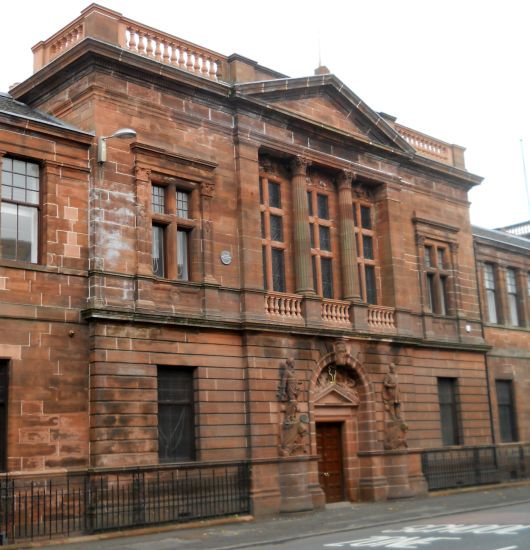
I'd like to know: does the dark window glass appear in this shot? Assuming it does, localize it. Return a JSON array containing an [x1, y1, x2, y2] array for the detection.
[[506, 268, 520, 326], [0, 361, 7, 472], [152, 224, 165, 277], [310, 223, 315, 248], [321, 257, 333, 298], [259, 179, 264, 205], [271, 248, 285, 292], [352, 204, 358, 227], [319, 225, 331, 251], [496, 380, 517, 443], [362, 235, 374, 259], [307, 191, 313, 216], [262, 246, 267, 289], [317, 194, 329, 219], [270, 215, 283, 242], [260, 212, 265, 239], [312, 255, 317, 292], [152, 185, 165, 214], [365, 265, 377, 304], [360, 205, 371, 229], [268, 181, 281, 208], [438, 378, 460, 446], [437, 248, 445, 269], [158, 367, 195, 462], [440, 276, 448, 316]]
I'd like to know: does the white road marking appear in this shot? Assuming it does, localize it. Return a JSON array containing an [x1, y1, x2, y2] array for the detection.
[[493, 546, 518, 550]]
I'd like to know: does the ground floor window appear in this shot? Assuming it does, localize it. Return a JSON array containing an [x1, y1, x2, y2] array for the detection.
[[496, 380, 517, 442], [157, 366, 195, 462], [437, 377, 460, 446], [0, 361, 7, 471]]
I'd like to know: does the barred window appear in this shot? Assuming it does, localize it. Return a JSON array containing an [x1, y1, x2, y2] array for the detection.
[[157, 367, 195, 462], [496, 380, 517, 443], [438, 377, 460, 446], [0, 361, 7, 472]]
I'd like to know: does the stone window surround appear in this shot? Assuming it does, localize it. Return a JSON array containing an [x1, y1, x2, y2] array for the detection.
[[413, 216, 460, 318], [132, 143, 218, 285]]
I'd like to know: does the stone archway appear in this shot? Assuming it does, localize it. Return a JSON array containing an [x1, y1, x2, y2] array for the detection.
[[310, 340, 377, 503]]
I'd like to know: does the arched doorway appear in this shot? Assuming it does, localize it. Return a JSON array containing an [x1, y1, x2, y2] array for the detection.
[[310, 342, 376, 503]]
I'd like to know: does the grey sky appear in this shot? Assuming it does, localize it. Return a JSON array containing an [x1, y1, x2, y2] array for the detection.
[[3, 0, 529, 229]]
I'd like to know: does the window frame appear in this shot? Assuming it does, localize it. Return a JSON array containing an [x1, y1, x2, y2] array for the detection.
[[437, 377, 461, 446], [352, 198, 378, 304], [423, 242, 451, 315], [0, 360, 8, 472], [157, 366, 196, 463], [495, 379, 518, 443], [308, 186, 335, 299], [0, 156, 42, 264], [483, 263, 499, 324], [260, 174, 287, 293], [505, 267, 520, 327], [150, 181, 195, 281]]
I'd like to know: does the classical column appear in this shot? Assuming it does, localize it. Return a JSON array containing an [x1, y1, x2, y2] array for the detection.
[[200, 177, 218, 284], [290, 156, 314, 295], [337, 170, 360, 300]]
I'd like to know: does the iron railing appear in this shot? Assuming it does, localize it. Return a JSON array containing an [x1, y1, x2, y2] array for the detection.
[[422, 442, 530, 490], [0, 461, 250, 545]]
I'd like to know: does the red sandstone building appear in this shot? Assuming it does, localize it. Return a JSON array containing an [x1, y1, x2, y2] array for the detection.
[[0, 3, 529, 529]]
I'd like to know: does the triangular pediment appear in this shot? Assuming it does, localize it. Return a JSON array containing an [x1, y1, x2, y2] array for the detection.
[[315, 383, 360, 407], [234, 75, 414, 153]]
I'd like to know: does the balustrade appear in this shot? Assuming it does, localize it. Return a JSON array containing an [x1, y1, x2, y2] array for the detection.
[[264, 293, 303, 320], [395, 124, 452, 165], [367, 305, 396, 331], [32, 5, 227, 81], [321, 299, 350, 324]]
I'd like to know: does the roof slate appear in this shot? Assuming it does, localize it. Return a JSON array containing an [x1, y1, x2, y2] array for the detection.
[[0, 91, 90, 134], [472, 224, 530, 252]]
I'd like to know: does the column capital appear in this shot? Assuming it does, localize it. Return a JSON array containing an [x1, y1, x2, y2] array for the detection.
[[200, 179, 216, 198], [134, 165, 151, 182], [337, 169, 355, 190], [290, 156, 311, 177]]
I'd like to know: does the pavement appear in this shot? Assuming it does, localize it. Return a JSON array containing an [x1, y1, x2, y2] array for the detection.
[[45, 481, 530, 549]]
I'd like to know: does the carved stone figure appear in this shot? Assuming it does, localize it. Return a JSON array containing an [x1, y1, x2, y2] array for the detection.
[[277, 358, 308, 456], [383, 420, 408, 450], [382, 362, 401, 421]]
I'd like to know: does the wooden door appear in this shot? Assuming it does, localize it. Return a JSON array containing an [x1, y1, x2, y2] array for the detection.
[[316, 422, 344, 503]]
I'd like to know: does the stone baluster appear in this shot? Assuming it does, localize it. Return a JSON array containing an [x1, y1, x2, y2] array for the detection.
[[186, 49, 194, 71], [194, 52, 201, 72], [145, 33, 154, 57], [337, 169, 360, 301], [290, 156, 314, 295]]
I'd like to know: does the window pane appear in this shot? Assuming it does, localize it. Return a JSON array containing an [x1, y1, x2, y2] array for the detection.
[[307, 191, 313, 216], [152, 185, 165, 214], [312, 255, 317, 292], [260, 212, 265, 239], [157, 367, 195, 462], [268, 181, 281, 208], [177, 230, 189, 280], [365, 265, 377, 304], [271, 248, 285, 292], [439, 276, 447, 316], [424, 246, 433, 268], [486, 289, 498, 324], [438, 378, 460, 446], [319, 225, 331, 251], [437, 248, 445, 269], [360, 205, 371, 229], [176, 191, 189, 218], [2, 159, 40, 206], [426, 273, 435, 311], [321, 257, 333, 298], [0, 361, 7, 472], [259, 179, 264, 205], [352, 204, 358, 227], [496, 380, 517, 443], [152, 225, 165, 277], [362, 235, 373, 259], [270, 214, 283, 241], [18, 206, 38, 263], [0, 203, 38, 262], [262, 246, 267, 289], [317, 194, 329, 219], [506, 269, 519, 326], [310, 223, 315, 248]]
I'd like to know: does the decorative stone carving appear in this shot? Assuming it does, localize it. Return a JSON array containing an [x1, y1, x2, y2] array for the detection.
[[200, 180, 216, 198], [332, 339, 349, 366], [290, 156, 310, 177], [277, 358, 309, 457], [315, 364, 360, 406], [382, 362, 408, 450], [134, 165, 151, 182], [337, 169, 354, 190], [382, 362, 401, 421]]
